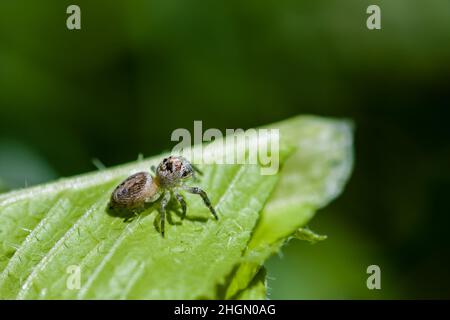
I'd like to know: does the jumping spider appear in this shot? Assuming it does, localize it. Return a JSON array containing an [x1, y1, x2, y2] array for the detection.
[[109, 155, 218, 237]]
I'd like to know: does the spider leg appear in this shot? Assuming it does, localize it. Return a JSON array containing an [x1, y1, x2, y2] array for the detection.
[[183, 186, 218, 220], [160, 191, 170, 237], [124, 210, 139, 223], [191, 164, 203, 176], [174, 192, 187, 219], [190, 164, 203, 182]]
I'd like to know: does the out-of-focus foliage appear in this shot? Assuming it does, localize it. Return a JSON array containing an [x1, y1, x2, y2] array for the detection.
[[266, 214, 398, 299], [0, 0, 449, 298], [0, 179, 7, 194], [0, 140, 57, 189]]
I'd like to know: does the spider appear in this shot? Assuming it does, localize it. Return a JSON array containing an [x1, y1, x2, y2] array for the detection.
[[108, 155, 218, 237]]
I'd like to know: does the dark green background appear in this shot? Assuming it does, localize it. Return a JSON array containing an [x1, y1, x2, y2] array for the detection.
[[1, 1, 449, 298]]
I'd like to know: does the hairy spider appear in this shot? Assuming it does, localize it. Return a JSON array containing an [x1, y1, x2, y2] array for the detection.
[[109, 155, 218, 237]]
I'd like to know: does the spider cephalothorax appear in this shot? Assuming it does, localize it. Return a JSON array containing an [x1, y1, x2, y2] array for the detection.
[[156, 156, 195, 188], [109, 155, 217, 237]]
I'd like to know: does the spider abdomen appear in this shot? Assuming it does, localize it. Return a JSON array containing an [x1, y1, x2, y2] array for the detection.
[[109, 172, 158, 210]]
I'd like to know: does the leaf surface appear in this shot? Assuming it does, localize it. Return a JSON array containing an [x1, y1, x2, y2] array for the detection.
[[0, 115, 353, 299]]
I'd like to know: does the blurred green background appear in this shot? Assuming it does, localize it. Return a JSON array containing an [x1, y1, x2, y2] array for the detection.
[[1, 0, 449, 299]]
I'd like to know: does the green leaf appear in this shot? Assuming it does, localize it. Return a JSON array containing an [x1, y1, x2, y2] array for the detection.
[[293, 227, 328, 244], [225, 116, 353, 298], [235, 268, 267, 300], [0, 115, 353, 299]]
